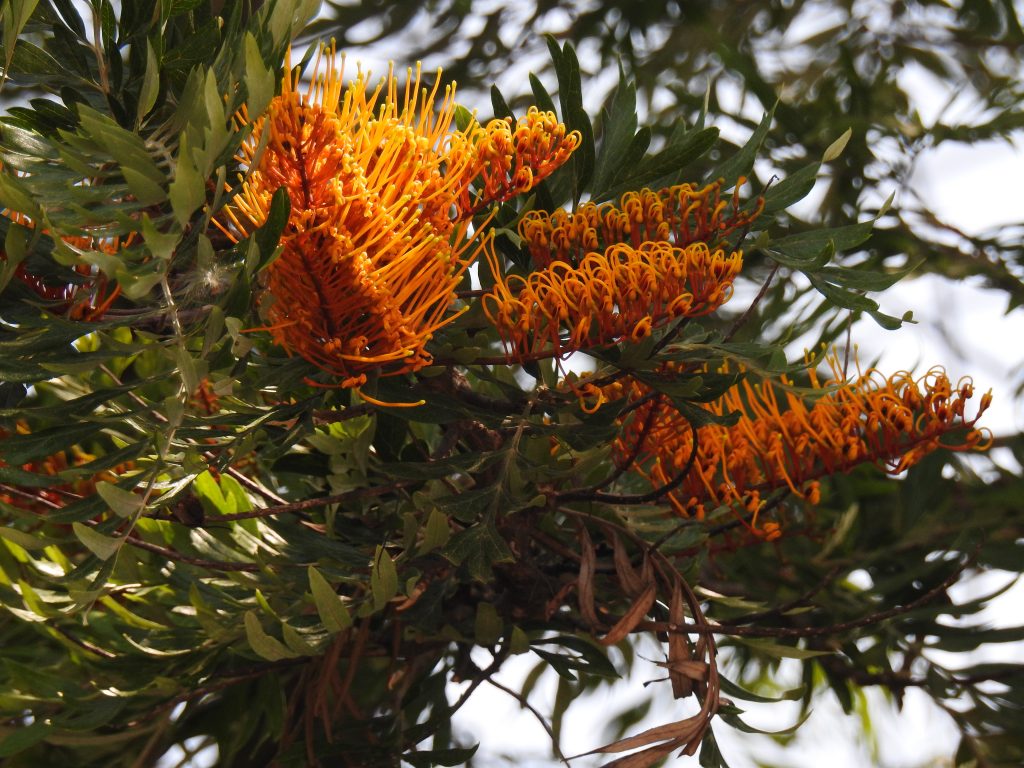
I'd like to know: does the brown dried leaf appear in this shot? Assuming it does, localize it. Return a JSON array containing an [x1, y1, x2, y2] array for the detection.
[[600, 582, 657, 646], [682, 713, 715, 757], [601, 738, 689, 768], [661, 659, 708, 682], [583, 713, 704, 754], [578, 526, 600, 627], [667, 579, 693, 698], [611, 532, 643, 596], [543, 581, 576, 621]]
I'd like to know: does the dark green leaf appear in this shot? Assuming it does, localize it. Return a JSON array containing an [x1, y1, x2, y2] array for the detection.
[[442, 519, 514, 582], [402, 745, 479, 768]]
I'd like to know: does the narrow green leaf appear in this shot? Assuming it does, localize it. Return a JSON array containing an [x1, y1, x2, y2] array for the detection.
[[121, 166, 167, 205], [244, 611, 299, 661], [528, 73, 557, 116], [169, 134, 206, 226], [490, 84, 514, 121], [419, 507, 450, 554], [734, 637, 834, 659], [243, 31, 274, 117], [597, 126, 718, 203], [0, 721, 49, 758], [251, 187, 289, 273], [720, 708, 812, 736], [817, 260, 919, 293], [806, 274, 879, 311], [3, 39, 64, 79], [0, 171, 39, 217], [371, 546, 399, 610], [763, 162, 820, 214], [769, 239, 835, 270], [308, 566, 352, 633], [77, 106, 164, 184], [868, 308, 911, 330], [72, 522, 122, 560], [95, 481, 143, 518], [474, 602, 502, 645], [139, 214, 181, 261], [822, 127, 853, 162], [710, 105, 775, 189], [770, 221, 874, 262], [0, 221, 29, 292], [591, 62, 638, 197], [0, 526, 50, 550], [718, 674, 805, 703], [282, 622, 317, 656], [193, 470, 229, 514], [0, 422, 99, 464], [137, 40, 160, 121]]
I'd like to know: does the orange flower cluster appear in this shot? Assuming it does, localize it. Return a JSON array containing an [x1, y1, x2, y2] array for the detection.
[[482, 179, 760, 361], [519, 180, 763, 268], [2, 211, 121, 321], [607, 357, 992, 534], [483, 241, 743, 359], [221, 48, 579, 387], [454, 106, 580, 214]]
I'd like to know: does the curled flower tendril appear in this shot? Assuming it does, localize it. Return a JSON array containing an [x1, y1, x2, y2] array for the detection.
[[519, 179, 763, 269], [453, 106, 581, 215], [483, 240, 743, 360], [219, 45, 577, 387], [605, 354, 992, 536]]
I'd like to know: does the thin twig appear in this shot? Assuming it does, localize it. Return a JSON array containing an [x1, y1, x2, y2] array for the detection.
[[129, 710, 173, 768], [724, 261, 780, 342], [0, 484, 64, 509], [225, 466, 287, 505], [486, 677, 571, 768], [125, 535, 260, 572], [51, 623, 118, 659], [726, 564, 844, 624], [402, 641, 510, 751], [555, 420, 698, 505], [649, 552, 975, 638], [200, 482, 414, 521]]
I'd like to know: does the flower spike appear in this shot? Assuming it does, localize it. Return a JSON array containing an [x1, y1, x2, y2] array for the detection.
[[453, 107, 582, 215], [221, 45, 578, 387], [483, 240, 743, 360], [608, 354, 992, 534], [519, 179, 763, 268]]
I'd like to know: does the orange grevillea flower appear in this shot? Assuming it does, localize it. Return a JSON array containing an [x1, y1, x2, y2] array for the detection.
[[1, 211, 122, 321], [220, 47, 579, 388], [482, 240, 743, 360], [454, 106, 581, 215], [519, 179, 763, 269], [607, 356, 992, 536]]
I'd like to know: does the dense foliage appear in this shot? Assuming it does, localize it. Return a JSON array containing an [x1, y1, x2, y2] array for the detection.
[[0, 1, 1021, 767]]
